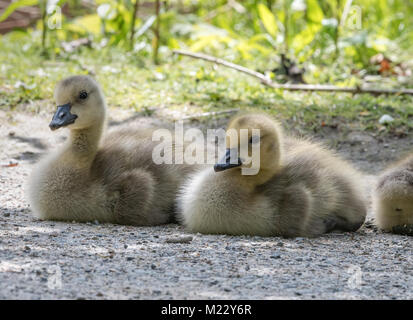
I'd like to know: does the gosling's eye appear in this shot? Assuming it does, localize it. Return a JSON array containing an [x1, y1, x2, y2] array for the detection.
[[79, 91, 88, 100]]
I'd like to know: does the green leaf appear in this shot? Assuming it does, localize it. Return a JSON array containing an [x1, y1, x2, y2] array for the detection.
[[292, 22, 321, 52], [257, 3, 278, 38], [72, 14, 102, 35], [0, 0, 39, 22], [306, 0, 323, 24]]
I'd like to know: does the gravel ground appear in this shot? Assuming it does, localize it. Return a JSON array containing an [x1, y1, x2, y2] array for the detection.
[[0, 109, 412, 300]]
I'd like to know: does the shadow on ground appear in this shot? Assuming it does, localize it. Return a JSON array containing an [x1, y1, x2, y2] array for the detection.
[[0, 109, 412, 299]]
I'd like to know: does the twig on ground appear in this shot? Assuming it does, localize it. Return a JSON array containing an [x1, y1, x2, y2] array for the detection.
[[181, 108, 240, 121], [173, 49, 413, 96]]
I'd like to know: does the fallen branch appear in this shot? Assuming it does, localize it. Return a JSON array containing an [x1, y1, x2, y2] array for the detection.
[[173, 49, 413, 96], [181, 108, 240, 121]]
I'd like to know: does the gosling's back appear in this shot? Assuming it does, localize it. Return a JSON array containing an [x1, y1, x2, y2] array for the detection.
[[92, 127, 200, 223], [260, 137, 367, 237]]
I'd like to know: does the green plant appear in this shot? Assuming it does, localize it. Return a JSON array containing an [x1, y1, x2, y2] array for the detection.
[[0, 0, 412, 83]]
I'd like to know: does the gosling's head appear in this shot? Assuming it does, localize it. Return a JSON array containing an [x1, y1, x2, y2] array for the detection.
[[214, 113, 283, 176], [50, 75, 106, 131]]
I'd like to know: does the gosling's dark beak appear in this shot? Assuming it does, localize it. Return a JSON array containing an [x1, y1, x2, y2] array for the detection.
[[214, 148, 242, 172], [49, 103, 78, 131]]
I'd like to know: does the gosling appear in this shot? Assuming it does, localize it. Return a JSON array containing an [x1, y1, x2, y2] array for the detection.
[[27, 75, 195, 225], [178, 113, 367, 237], [373, 154, 413, 235]]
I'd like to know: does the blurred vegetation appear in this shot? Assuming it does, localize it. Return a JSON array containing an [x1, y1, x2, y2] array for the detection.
[[0, 0, 412, 134]]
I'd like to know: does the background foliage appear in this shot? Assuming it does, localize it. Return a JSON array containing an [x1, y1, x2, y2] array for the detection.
[[0, 0, 412, 133]]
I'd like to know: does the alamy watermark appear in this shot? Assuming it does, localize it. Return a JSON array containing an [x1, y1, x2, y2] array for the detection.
[[46, 1, 62, 30], [340, 5, 362, 30], [347, 264, 363, 290], [23, 264, 62, 290], [47, 265, 62, 290], [151, 121, 261, 175]]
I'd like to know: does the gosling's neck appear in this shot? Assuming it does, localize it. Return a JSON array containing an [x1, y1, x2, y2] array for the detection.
[[248, 166, 280, 186], [237, 166, 281, 190], [219, 164, 279, 193], [252, 131, 283, 186], [230, 149, 282, 189], [61, 118, 106, 168]]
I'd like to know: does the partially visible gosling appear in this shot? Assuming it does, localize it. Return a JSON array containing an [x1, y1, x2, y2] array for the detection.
[[373, 154, 413, 235], [178, 113, 367, 237]]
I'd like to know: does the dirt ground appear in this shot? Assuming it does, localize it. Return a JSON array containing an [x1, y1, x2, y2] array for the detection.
[[0, 108, 412, 300]]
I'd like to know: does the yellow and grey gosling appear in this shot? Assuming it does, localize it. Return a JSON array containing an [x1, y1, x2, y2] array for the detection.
[[27, 75, 197, 225], [178, 113, 367, 237]]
